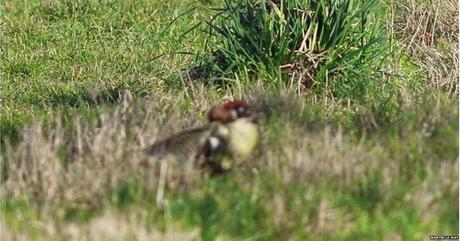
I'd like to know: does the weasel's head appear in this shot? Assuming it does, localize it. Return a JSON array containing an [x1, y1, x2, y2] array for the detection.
[[208, 100, 251, 123]]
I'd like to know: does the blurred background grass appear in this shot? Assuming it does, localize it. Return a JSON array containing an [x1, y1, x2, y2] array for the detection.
[[1, 0, 458, 240]]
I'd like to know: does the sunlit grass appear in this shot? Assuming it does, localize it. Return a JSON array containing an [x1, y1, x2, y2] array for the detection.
[[1, 0, 458, 240]]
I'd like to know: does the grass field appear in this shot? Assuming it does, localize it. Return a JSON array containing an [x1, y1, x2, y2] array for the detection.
[[1, 0, 458, 240]]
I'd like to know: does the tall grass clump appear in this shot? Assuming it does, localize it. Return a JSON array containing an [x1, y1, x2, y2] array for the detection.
[[195, 0, 386, 99]]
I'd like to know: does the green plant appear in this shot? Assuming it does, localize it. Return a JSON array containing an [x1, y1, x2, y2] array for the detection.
[[197, 0, 386, 98], [1, 0, 458, 240]]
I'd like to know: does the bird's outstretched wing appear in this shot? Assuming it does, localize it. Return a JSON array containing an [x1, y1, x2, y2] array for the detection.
[[145, 125, 214, 160]]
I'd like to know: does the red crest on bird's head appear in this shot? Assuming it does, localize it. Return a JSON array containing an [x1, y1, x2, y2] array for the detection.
[[208, 99, 251, 123]]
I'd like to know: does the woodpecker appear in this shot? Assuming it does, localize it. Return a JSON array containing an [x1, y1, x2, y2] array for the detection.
[[145, 100, 258, 172]]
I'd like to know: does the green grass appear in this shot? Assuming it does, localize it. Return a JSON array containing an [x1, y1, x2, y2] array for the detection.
[[197, 0, 388, 99], [1, 0, 458, 241], [1, 0, 212, 142]]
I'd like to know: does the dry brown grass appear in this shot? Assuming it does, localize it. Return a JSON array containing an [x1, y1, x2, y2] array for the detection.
[[2, 0, 458, 239], [1, 211, 199, 241], [2, 91, 206, 206], [1, 89, 458, 239], [390, 0, 459, 94]]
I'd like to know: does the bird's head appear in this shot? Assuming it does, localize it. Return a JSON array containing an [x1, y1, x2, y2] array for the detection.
[[208, 100, 253, 123]]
